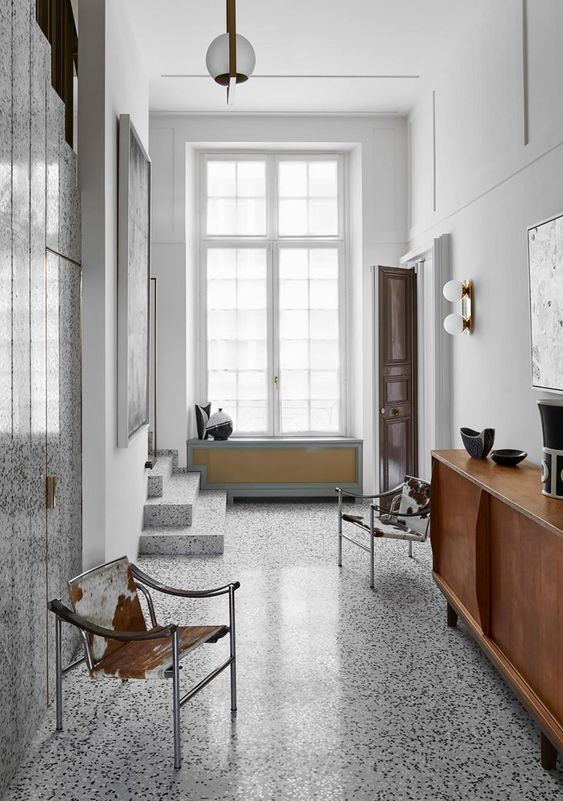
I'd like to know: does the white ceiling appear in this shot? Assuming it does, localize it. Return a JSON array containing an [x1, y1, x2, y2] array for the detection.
[[125, 0, 490, 114]]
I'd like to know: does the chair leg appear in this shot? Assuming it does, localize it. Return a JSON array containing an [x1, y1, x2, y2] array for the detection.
[[171, 627, 182, 770], [337, 489, 343, 567], [369, 506, 375, 589], [55, 614, 63, 732], [229, 586, 237, 713], [408, 541, 413, 559]]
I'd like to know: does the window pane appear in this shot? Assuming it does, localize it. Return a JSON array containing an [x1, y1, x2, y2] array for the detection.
[[278, 162, 307, 197], [310, 310, 338, 339], [280, 400, 309, 433], [279, 199, 308, 236], [310, 340, 339, 370], [208, 371, 236, 398], [280, 339, 309, 369], [208, 199, 237, 235], [206, 248, 269, 433], [309, 199, 338, 235], [238, 401, 267, 432], [310, 371, 338, 399], [207, 161, 236, 196], [237, 161, 266, 197], [280, 279, 309, 309], [280, 310, 309, 339], [279, 248, 308, 279], [281, 370, 309, 399], [238, 371, 267, 400], [208, 279, 237, 310], [309, 249, 338, 278], [311, 400, 339, 432], [237, 199, 266, 235], [309, 162, 338, 197], [310, 279, 338, 309]]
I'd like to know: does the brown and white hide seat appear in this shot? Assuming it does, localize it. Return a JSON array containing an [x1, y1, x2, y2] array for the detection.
[[69, 557, 227, 680]]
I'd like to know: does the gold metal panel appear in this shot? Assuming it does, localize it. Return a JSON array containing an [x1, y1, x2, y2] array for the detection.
[[193, 447, 357, 484]]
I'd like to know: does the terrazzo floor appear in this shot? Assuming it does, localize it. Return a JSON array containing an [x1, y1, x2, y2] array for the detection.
[[4, 503, 563, 801]]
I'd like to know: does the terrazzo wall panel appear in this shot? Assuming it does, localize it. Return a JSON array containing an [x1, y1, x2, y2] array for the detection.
[[0, 1, 82, 796]]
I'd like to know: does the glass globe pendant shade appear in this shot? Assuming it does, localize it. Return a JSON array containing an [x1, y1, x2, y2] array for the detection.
[[206, 33, 256, 86], [443, 312, 465, 335], [443, 280, 463, 302]]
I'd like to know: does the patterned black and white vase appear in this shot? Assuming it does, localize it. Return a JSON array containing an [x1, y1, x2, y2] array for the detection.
[[206, 408, 233, 441], [195, 402, 211, 440], [538, 399, 563, 499]]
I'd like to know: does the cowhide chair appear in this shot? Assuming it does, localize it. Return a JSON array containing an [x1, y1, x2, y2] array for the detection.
[[336, 476, 431, 588], [48, 556, 239, 769]]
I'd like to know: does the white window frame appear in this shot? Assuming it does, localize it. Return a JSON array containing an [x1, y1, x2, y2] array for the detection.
[[198, 150, 350, 438]]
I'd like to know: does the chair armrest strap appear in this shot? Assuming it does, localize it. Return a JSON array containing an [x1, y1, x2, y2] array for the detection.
[[371, 504, 430, 518], [48, 599, 174, 641], [131, 564, 240, 598], [335, 484, 403, 500]]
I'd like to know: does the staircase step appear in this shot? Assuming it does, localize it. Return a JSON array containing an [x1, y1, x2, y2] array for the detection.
[[139, 490, 226, 555], [143, 473, 200, 528], [146, 455, 174, 498]]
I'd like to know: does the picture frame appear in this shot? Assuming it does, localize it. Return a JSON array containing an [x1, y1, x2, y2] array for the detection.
[[527, 211, 563, 394], [117, 114, 152, 446]]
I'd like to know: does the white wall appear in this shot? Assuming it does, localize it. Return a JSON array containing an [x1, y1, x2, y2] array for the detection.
[[80, 0, 150, 567], [150, 114, 408, 489], [408, 0, 563, 465]]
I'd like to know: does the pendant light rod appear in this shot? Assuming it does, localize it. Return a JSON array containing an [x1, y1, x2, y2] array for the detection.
[[227, 0, 237, 78], [227, 0, 237, 103]]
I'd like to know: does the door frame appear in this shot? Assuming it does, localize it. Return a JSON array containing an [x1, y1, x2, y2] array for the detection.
[[371, 233, 452, 488], [377, 265, 418, 491]]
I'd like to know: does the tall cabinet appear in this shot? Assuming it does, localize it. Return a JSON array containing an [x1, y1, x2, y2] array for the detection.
[[0, 2, 82, 795]]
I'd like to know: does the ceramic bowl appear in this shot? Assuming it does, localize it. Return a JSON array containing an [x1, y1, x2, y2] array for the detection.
[[460, 427, 495, 459], [491, 449, 527, 466]]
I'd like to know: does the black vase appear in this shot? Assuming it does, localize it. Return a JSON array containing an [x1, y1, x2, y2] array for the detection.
[[537, 399, 563, 499]]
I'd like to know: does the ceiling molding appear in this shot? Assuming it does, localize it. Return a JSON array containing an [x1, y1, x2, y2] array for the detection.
[[149, 109, 404, 117]]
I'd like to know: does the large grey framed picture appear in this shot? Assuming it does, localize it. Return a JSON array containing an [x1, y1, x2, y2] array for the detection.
[[118, 114, 151, 446], [528, 211, 563, 394]]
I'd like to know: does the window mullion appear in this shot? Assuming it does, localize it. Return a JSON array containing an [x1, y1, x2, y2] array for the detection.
[[271, 242, 280, 436]]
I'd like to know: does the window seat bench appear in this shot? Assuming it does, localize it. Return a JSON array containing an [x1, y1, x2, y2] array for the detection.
[[187, 437, 362, 502]]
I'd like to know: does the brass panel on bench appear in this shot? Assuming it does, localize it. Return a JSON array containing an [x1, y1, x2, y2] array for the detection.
[[192, 446, 357, 485]]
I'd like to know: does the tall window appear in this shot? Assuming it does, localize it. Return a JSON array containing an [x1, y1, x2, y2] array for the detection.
[[201, 153, 347, 436]]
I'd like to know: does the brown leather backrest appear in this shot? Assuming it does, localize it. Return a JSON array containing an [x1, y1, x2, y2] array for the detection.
[[68, 557, 147, 663]]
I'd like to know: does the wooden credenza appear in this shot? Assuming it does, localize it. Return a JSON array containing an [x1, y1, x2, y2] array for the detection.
[[431, 450, 563, 769]]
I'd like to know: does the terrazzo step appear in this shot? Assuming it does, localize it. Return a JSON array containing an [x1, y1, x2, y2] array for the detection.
[[143, 473, 200, 528], [146, 454, 174, 498], [139, 489, 226, 555]]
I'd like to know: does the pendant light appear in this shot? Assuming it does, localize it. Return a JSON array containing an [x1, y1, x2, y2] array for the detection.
[[206, 0, 256, 105]]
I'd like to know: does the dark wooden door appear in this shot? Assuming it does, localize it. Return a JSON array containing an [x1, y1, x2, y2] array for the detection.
[[378, 266, 417, 491]]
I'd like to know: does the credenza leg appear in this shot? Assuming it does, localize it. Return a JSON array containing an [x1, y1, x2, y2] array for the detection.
[[540, 732, 558, 770], [446, 602, 458, 628]]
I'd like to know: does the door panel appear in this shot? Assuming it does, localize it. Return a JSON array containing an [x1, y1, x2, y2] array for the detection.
[[46, 253, 82, 695], [378, 266, 417, 491]]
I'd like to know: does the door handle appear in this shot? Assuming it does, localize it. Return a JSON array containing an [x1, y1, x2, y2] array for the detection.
[[46, 475, 57, 509], [392, 408, 400, 416]]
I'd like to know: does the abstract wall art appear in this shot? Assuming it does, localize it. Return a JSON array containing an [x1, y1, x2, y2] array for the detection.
[[528, 212, 563, 393], [118, 114, 151, 446]]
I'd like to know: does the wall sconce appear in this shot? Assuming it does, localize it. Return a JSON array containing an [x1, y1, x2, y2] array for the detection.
[[443, 279, 473, 335]]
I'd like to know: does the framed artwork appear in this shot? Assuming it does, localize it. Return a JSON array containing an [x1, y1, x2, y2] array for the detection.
[[528, 211, 563, 394], [117, 114, 151, 446]]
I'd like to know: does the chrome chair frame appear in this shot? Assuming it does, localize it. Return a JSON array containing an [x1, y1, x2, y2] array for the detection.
[[48, 562, 240, 770], [336, 484, 430, 589]]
